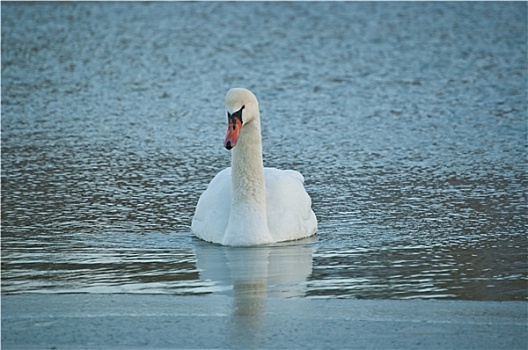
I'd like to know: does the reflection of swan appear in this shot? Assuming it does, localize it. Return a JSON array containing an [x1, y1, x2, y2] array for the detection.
[[194, 238, 315, 347], [192, 88, 317, 246], [194, 237, 316, 300]]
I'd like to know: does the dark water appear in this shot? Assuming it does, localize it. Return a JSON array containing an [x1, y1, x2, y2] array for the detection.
[[2, 2, 526, 300]]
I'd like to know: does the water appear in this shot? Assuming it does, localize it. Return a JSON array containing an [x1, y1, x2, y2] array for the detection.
[[2, 2, 526, 300]]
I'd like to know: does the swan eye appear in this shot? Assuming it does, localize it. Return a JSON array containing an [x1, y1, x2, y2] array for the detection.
[[227, 105, 244, 125]]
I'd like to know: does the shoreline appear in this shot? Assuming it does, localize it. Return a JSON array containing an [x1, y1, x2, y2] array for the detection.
[[2, 294, 526, 349]]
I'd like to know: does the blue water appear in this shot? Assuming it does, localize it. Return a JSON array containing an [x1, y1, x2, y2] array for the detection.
[[2, 2, 526, 300]]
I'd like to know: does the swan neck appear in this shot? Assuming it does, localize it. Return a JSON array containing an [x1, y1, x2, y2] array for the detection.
[[231, 120, 266, 205]]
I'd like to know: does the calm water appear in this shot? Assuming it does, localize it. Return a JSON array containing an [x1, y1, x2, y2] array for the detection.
[[2, 2, 526, 300]]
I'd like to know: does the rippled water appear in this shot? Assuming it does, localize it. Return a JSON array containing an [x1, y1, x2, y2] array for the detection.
[[2, 2, 527, 300]]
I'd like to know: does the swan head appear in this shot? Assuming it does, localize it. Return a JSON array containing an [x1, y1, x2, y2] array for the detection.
[[224, 88, 259, 150]]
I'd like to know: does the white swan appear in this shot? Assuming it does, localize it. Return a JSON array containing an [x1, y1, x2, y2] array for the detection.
[[191, 88, 317, 246]]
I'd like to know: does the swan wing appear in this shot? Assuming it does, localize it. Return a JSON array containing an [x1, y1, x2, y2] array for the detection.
[[191, 168, 232, 244], [264, 168, 317, 242]]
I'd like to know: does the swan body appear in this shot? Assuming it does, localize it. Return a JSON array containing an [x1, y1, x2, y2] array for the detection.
[[191, 88, 317, 246]]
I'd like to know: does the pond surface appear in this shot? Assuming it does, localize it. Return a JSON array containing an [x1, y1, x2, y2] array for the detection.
[[2, 2, 526, 300]]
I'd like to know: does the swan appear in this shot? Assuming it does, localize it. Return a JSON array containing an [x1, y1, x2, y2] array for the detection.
[[191, 88, 317, 246]]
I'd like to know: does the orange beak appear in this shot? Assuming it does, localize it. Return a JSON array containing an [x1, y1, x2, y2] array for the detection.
[[224, 117, 242, 150]]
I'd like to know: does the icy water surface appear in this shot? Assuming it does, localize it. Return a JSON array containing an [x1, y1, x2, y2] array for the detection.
[[2, 2, 527, 300]]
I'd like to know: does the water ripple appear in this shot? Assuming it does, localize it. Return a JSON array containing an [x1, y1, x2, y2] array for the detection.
[[1, 2, 526, 300]]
